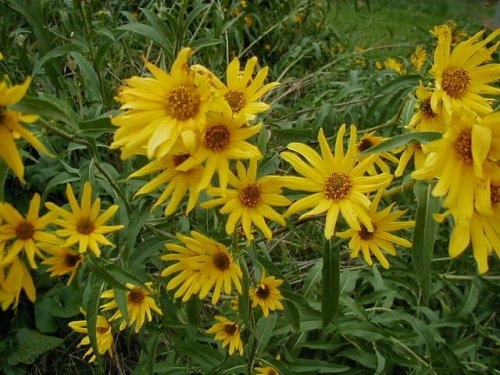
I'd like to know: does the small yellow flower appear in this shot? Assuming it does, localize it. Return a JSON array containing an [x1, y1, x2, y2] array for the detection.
[[250, 274, 284, 316], [384, 58, 406, 75], [206, 315, 244, 355], [410, 45, 427, 71], [68, 315, 114, 363], [41, 245, 83, 285], [0, 257, 35, 310], [255, 366, 280, 375]]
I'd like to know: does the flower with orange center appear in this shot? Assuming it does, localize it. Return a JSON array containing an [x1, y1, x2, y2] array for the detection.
[[100, 282, 162, 333], [0, 193, 59, 269], [68, 314, 114, 363], [430, 26, 500, 116], [41, 245, 83, 285], [255, 366, 280, 375], [161, 231, 242, 305], [110, 47, 213, 159], [356, 132, 400, 175], [408, 82, 447, 133], [46, 182, 124, 257], [280, 125, 392, 239], [201, 159, 290, 240], [249, 273, 284, 317], [206, 315, 244, 355]]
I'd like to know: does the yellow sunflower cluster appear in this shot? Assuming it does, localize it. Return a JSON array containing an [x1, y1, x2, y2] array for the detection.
[[399, 25, 500, 273]]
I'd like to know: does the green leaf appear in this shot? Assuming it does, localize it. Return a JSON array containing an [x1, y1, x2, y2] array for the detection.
[[86, 259, 128, 290], [32, 44, 84, 76], [14, 94, 78, 129], [359, 132, 442, 156], [238, 259, 256, 337], [322, 239, 340, 327], [84, 282, 102, 364], [0, 160, 8, 201], [7, 329, 63, 365], [255, 313, 277, 354], [78, 116, 115, 137], [117, 23, 171, 53], [290, 359, 350, 373], [412, 181, 441, 305], [114, 287, 130, 323]]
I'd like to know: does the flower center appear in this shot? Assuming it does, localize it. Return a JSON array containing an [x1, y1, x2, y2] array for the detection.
[[359, 223, 375, 240], [420, 101, 435, 119], [128, 287, 146, 304], [256, 284, 270, 299], [204, 124, 231, 151], [239, 183, 261, 208], [97, 326, 109, 334], [224, 322, 238, 335], [224, 90, 246, 113], [491, 183, 500, 207], [15, 221, 35, 240], [77, 218, 95, 235], [64, 252, 82, 267], [357, 138, 373, 152], [441, 68, 470, 98], [268, 370, 277, 375], [165, 85, 201, 121], [0, 106, 5, 122], [453, 129, 472, 164], [213, 251, 231, 271], [324, 172, 352, 200], [172, 153, 190, 166]]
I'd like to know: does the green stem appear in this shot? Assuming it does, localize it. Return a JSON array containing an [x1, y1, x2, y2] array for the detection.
[[0, 160, 8, 201]]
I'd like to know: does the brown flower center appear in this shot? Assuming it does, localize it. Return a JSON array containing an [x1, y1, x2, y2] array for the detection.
[[224, 322, 238, 335], [213, 251, 231, 271], [453, 129, 472, 164], [255, 284, 271, 299], [0, 106, 5, 122], [172, 153, 190, 166], [16, 221, 35, 240], [357, 138, 373, 152], [165, 85, 201, 121], [268, 370, 277, 375], [77, 218, 95, 235], [204, 124, 231, 151], [324, 172, 352, 200], [97, 326, 109, 334], [441, 68, 470, 98], [64, 252, 82, 267], [491, 183, 500, 207], [224, 90, 246, 113], [358, 223, 375, 240], [239, 183, 261, 208], [128, 287, 146, 304], [420, 101, 435, 119]]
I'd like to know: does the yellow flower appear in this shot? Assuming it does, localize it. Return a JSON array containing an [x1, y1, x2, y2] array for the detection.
[[41, 245, 83, 285], [430, 26, 500, 116], [255, 366, 280, 375], [431, 22, 468, 46], [356, 132, 400, 174], [394, 143, 427, 177], [206, 315, 244, 355], [337, 191, 415, 269], [0, 257, 35, 310], [201, 159, 290, 240], [384, 58, 406, 75], [100, 282, 162, 333], [410, 45, 427, 71], [281, 125, 392, 239], [250, 274, 284, 316], [0, 76, 50, 182], [46, 182, 124, 257], [175, 105, 262, 192], [111, 47, 213, 159], [0, 193, 59, 269], [161, 231, 242, 305], [408, 82, 447, 133], [129, 148, 204, 216], [375, 61, 383, 70], [68, 315, 114, 363]]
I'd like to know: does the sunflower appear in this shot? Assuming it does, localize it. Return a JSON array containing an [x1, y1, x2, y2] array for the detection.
[[68, 315, 114, 363], [201, 159, 290, 240], [430, 26, 500, 116], [408, 82, 447, 133], [175, 104, 262, 192], [0, 257, 35, 310], [410, 45, 427, 71], [249, 274, 285, 317], [0, 193, 59, 269], [356, 132, 400, 174], [161, 231, 242, 304], [194, 56, 279, 120], [41, 245, 83, 285], [129, 147, 204, 216], [412, 109, 498, 222], [111, 47, 213, 159], [0, 76, 50, 182], [45, 182, 124, 257], [394, 143, 427, 177], [337, 191, 415, 269], [206, 315, 244, 355], [281, 125, 393, 239], [255, 366, 280, 375], [384, 58, 406, 75], [100, 282, 162, 333]]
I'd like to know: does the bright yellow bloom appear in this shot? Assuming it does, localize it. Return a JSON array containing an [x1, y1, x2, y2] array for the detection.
[[394, 143, 427, 177], [161, 231, 242, 305], [408, 82, 447, 133], [431, 22, 468, 47], [356, 132, 400, 174], [0, 257, 35, 310], [41, 245, 83, 285], [430, 26, 500, 116], [111, 47, 213, 159], [201, 159, 290, 240], [175, 105, 262, 192], [206, 315, 244, 355], [46, 182, 124, 257], [100, 282, 162, 333], [255, 366, 280, 375], [281, 125, 392, 239], [250, 274, 284, 316], [0, 76, 50, 182], [411, 45, 427, 71], [337, 191, 415, 269], [384, 58, 406, 75], [129, 148, 204, 216], [68, 315, 114, 363], [0, 193, 59, 269]]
